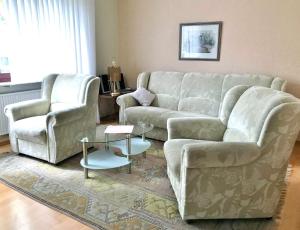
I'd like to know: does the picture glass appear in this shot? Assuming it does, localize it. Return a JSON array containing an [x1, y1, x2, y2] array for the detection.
[[180, 22, 221, 60]]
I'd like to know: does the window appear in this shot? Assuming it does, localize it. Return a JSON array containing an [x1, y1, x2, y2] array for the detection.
[[0, 0, 95, 84], [0, 0, 11, 83]]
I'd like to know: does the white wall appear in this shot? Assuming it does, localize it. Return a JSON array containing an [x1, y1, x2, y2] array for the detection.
[[118, 0, 300, 141], [95, 0, 119, 75]]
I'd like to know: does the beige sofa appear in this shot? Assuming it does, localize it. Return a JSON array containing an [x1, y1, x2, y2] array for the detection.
[[117, 71, 286, 141], [164, 86, 300, 219]]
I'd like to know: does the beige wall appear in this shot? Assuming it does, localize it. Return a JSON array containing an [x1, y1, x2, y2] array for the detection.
[[95, 0, 119, 75], [118, 0, 300, 98]]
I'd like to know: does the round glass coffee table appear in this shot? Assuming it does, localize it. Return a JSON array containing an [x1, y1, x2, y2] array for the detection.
[[80, 123, 153, 179]]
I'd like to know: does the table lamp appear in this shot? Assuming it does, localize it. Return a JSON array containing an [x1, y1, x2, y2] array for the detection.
[[108, 62, 121, 96]]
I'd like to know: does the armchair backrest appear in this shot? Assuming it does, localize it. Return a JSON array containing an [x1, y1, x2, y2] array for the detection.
[[223, 87, 300, 143], [42, 74, 95, 112]]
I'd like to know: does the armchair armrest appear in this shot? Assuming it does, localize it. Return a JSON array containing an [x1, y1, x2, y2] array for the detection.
[[167, 117, 226, 141], [116, 93, 139, 124], [46, 106, 86, 127], [4, 99, 49, 121], [182, 141, 261, 168]]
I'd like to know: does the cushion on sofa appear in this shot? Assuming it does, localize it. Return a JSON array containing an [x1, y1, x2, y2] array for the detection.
[[178, 73, 224, 116], [125, 106, 208, 129], [147, 71, 184, 110], [13, 115, 47, 144], [131, 87, 155, 106]]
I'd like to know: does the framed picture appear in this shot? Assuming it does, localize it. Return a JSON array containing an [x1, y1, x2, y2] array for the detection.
[[99, 73, 126, 94], [179, 21, 222, 61], [99, 74, 111, 94]]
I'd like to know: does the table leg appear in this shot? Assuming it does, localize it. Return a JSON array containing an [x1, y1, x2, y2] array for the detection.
[[127, 134, 131, 174], [105, 133, 109, 150], [83, 141, 88, 179], [142, 133, 146, 158]]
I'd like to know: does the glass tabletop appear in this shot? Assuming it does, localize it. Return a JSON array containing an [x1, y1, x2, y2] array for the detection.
[[80, 122, 154, 143]]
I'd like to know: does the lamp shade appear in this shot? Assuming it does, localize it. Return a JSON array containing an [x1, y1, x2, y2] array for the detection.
[[108, 66, 121, 81]]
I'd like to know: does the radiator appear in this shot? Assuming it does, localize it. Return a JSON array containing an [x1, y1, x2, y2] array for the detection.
[[0, 90, 41, 135]]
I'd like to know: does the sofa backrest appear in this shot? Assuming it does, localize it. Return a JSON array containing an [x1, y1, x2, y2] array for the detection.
[[138, 71, 286, 117], [223, 86, 297, 143], [220, 74, 274, 100], [178, 73, 224, 116], [147, 71, 184, 110]]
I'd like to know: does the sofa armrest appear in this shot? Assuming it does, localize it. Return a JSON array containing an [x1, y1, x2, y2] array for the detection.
[[4, 99, 49, 121], [167, 117, 226, 141], [182, 141, 261, 168], [116, 93, 139, 124], [46, 106, 86, 127], [116, 93, 138, 108]]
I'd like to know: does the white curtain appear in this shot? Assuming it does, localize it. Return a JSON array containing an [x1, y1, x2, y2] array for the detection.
[[3, 0, 96, 83]]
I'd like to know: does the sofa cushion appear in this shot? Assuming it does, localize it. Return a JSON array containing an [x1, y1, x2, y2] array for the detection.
[[125, 106, 208, 129], [164, 139, 201, 180], [147, 71, 184, 110], [14, 115, 47, 144], [178, 73, 224, 116], [131, 87, 155, 106]]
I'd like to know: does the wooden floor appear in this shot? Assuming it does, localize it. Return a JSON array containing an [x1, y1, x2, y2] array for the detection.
[[0, 140, 300, 229]]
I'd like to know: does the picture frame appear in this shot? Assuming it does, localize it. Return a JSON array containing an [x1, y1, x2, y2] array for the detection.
[[179, 21, 222, 61], [99, 74, 111, 94]]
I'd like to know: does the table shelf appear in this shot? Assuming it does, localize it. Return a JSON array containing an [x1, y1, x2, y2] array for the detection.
[[80, 149, 131, 170]]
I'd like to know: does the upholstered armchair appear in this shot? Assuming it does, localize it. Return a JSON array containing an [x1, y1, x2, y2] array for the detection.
[[5, 74, 100, 164], [164, 86, 300, 220]]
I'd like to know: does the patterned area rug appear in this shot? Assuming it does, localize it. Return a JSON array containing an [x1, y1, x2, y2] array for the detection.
[[0, 140, 286, 229]]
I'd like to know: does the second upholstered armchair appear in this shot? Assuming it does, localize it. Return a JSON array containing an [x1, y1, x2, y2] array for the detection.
[[164, 86, 300, 220], [5, 74, 100, 164]]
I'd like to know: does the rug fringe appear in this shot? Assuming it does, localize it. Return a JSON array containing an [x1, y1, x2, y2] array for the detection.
[[274, 164, 293, 220]]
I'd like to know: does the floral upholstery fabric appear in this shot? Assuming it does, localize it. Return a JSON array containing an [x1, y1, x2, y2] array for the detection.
[[219, 85, 251, 124], [147, 71, 184, 110], [220, 74, 274, 100], [5, 74, 100, 164], [164, 86, 300, 220], [13, 115, 47, 144], [178, 73, 224, 116], [136, 72, 151, 88], [271, 77, 287, 91], [117, 71, 287, 141], [116, 93, 139, 125], [223, 87, 296, 142], [164, 139, 204, 179], [125, 106, 208, 129], [144, 127, 168, 141], [167, 117, 226, 141]]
